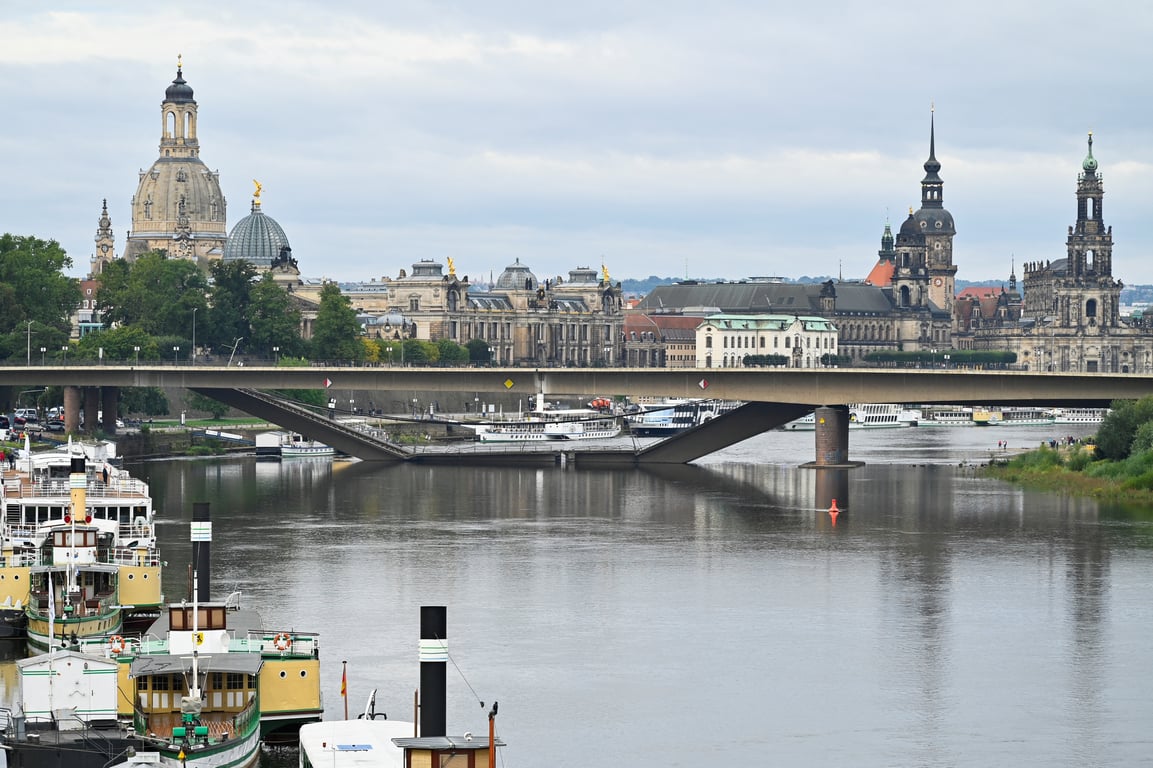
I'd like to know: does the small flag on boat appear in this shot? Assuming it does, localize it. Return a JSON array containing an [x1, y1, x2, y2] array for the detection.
[[324, 378, 333, 389]]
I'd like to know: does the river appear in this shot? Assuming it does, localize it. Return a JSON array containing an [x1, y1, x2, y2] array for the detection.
[[6, 423, 1153, 766]]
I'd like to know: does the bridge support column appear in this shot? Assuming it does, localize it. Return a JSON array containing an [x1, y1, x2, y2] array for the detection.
[[83, 387, 100, 434], [101, 387, 119, 434], [63, 386, 82, 433], [804, 405, 863, 468]]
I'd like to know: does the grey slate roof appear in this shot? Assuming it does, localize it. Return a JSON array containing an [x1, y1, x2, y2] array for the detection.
[[636, 281, 898, 315]]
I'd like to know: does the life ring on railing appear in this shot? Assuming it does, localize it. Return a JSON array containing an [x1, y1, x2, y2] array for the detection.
[[273, 632, 292, 651], [109, 635, 126, 655]]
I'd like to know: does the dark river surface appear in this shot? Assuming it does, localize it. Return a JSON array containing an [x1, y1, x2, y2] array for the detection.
[[7, 423, 1153, 766]]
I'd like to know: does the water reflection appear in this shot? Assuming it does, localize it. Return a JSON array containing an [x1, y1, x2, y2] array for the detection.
[[3, 432, 1151, 767]]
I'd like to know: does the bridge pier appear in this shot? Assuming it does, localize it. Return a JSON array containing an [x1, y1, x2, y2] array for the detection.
[[101, 386, 119, 434], [64, 386, 82, 433], [804, 405, 863, 468], [83, 387, 100, 435]]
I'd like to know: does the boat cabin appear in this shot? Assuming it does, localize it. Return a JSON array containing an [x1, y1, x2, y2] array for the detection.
[[393, 735, 505, 768]]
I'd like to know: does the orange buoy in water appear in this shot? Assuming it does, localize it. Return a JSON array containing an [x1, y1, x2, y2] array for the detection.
[[828, 498, 840, 526]]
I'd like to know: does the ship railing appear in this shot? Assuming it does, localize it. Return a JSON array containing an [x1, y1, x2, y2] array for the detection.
[[105, 547, 162, 566], [247, 630, 321, 658], [16, 477, 149, 500], [0, 550, 42, 567]]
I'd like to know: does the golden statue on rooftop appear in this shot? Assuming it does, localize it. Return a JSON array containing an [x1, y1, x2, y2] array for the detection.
[[447, 257, 456, 277], [602, 264, 611, 283], [253, 179, 263, 205]]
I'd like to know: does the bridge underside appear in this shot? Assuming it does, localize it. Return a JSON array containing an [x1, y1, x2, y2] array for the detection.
[[201, 387, 814, 465]]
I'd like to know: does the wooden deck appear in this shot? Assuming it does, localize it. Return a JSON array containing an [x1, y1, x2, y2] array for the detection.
[[145, 711, 236, 740]]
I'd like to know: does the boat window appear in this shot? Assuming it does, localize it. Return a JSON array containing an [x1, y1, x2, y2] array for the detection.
[[153, 675, 170, 691], [227, 673, 246, 690]]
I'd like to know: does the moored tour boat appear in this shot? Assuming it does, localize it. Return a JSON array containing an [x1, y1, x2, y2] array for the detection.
[[466, 396, 621, 442], [994, 407, 1057, 426], [627, 399, 742, 437], [916, 406, 976, 426], [2, 439, 162, 641], [1050, 407, 1110, 424], [781, 403, 909, 432]]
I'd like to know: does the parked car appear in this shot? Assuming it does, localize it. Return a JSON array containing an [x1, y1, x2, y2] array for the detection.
[[46, 418, 66, 432]]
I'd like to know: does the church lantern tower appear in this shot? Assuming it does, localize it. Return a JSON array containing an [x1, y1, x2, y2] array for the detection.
[[125, 57, 227, 265]]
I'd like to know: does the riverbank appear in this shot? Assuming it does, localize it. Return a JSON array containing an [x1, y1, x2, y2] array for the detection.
[[982, 443, 1153, 505]]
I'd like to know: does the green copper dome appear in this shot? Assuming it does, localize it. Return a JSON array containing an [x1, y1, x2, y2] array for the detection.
[[1082, 132, 1098, 173]]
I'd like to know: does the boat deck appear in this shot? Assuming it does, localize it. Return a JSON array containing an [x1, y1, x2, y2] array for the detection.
[[144, 711, 237, 740]]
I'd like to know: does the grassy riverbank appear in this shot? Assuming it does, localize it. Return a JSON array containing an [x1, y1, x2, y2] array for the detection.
[[985, 444, 1153, 504]]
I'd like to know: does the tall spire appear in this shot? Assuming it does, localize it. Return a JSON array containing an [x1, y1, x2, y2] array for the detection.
[[920, 104, 944, 209]]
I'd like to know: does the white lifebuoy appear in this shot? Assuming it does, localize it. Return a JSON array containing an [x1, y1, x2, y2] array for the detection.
[[109, 635, 126, 655], [273, 632, 291, 651]]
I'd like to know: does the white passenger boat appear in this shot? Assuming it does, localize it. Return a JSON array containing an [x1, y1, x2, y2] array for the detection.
[[257, 431, 336, 457], [917, 407, 976, 426], [1050, 407, 1110, 424], [2, 440, 161, 647], [466, 396, 621, 442], [994, 407, 1056, 426], [781, 403, 909, 431], [627, 399, 741, 437]]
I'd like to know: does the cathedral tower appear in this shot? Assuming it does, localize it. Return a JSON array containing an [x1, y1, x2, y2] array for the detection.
[[124, 58, 227, 264], [912, 109, 957, 313], [91, 199, 116, 276]]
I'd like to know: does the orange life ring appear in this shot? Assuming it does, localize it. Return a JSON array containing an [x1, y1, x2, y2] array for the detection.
[[109, 635, 126, 655], [273, 632, 291, 651]]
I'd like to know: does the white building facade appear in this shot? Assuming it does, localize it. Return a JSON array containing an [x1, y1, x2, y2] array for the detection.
[[696, 314, 839, 368]]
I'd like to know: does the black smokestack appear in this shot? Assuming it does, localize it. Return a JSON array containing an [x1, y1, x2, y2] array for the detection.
[[420, 606, 447, 737], [191, 502, 211, 602]]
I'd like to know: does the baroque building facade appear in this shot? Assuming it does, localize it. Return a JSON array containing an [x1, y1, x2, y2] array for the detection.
[[307, 260, 624, 366], [957, 135, 1153, 373], [124, 59, 228, 265]]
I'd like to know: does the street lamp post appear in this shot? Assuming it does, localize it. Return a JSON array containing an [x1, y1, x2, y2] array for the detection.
[[412, 398, 418, 419], [227, 337, 244, 367], [39, 347, 46, 366], [488, 346, 495, 367], [25, 320, 33, 366], [173, 345, 180, 364], [191, 307, 198, 365], [133, 346, 141, 366], [61, 345, 68, 365], [272, 346, 280, 365]]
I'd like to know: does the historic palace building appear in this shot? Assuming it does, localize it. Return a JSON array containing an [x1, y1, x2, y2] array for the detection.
[[628, 115, 955, 366], [123, 59, 228, 265], [955, 134, 1153, 373], [331, 260, 624, 366]]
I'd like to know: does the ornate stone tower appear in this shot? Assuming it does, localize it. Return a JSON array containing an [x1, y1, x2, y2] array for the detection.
[[912, 109, 957, 313], [1022, 133, 1122, 331], [90, 199, 116, 276], [125, 57, 227, 264]]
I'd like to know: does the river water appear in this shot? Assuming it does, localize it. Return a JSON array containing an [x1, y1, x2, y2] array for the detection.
[[6, 423, 1153, 767]]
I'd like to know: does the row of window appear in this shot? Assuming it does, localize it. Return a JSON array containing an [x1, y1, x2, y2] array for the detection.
[[138, 672, 254, 691], [705, 335, 835, 350]]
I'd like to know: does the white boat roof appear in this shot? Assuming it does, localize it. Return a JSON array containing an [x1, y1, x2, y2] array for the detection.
[[299, 719, 416, 767], [129, 653, 263, 677]]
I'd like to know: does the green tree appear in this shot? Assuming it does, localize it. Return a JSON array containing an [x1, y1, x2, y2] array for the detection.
[[97, 252, 208, 337], [0, 235, 82, 360], [120, 387, 170, 417], [74, 326, 158, 362], [248, 273, 303, 357], [206, 260, 255, 352], [466, 339, 493, 364], [436, 339, 469, 366], [0, 234, 82, 332], [1095, 396, 1153, 460], [310, 282, 363, 361], [185, 390, 230, 419]]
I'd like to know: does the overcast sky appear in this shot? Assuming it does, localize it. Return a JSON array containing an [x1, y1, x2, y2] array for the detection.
[[3, 2, 1152, 287]]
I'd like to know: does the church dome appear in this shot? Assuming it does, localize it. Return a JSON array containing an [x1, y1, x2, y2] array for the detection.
[[165, 67, 195, 103], [912, 207, 956, 235], [495, 258, 538, 291], [224, 203, 291, 267]]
